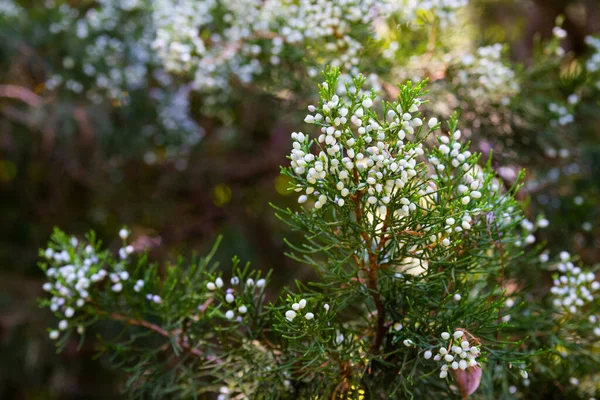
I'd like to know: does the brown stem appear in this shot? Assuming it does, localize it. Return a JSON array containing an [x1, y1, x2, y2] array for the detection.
[[485, 213, 506, 341], [368, 271, 386, 351], [97, 309, 206, 358], [351, 170, 386, 352]]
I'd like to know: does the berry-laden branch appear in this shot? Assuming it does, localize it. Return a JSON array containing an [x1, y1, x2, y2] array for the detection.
[[95, 308, 207, 359], [279, 66, 557, 397], [37, 65, 597, 399]]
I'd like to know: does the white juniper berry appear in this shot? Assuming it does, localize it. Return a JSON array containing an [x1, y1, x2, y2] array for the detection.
[[284, 297, 316, 322], [548, 251, 599, 314], [552, 26, 567, 40], [428, 329, 481, 378]]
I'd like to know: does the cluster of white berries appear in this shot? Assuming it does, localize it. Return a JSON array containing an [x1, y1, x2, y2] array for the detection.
[[44, 228, 136, 340], [29, 0, 472, 108], [0, 0, 22, 18], [382, 0, 468, 28], [206, 277, 225, 291], [427, 213, 474, 249], [37, 0, 468, 107], [133, 279, 145, 292], [455, 44, 519, 106], [552, 26, 567, 40], [424, 330, 481, 379], [42, 0, 157, 101], [285, 299, 315, 322], [206, 275, 266, 321], [548, 95, 578, 127], [290, 70, 528, 271], [585, 35, 600, 72], [117, 228, 134, 260], [34, 0, 206, 159], [145, 293, 162, 304], [430, 127, 477, 181], [551, 26, 569, 57], [424, 129, 492, 247], [335, 68, 383, 99], [550, 252, 599, 314], [26, 0, 477, 160], [515, 217, 548, 247], [543, 147, 572, 160], [380, 1, 468, 61], [292, 76, 431, 218], [587, 315, 600, 337], [152, 0, 381, 95], [216, 386, 232, 400], [108, 270, 130, 293], [585, 35, 600, 90], [499, 297, 516, 323], [153, 85, 205, 148]]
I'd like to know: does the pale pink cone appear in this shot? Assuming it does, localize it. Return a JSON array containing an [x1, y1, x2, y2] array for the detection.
[[451, 365, 482, 399]]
